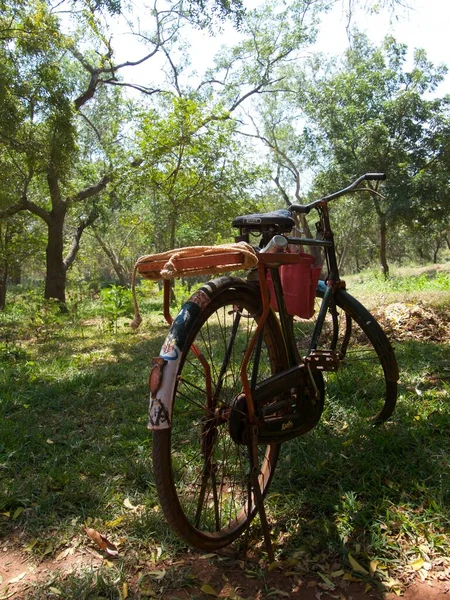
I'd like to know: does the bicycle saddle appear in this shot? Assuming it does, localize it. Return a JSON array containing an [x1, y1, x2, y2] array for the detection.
[[232, 209, 295, 233]]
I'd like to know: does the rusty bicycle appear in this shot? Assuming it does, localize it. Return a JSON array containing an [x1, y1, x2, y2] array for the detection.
[[133, 173, 399, 558]]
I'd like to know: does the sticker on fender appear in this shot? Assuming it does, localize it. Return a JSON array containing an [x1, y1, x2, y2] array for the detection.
[[147, 343, 182, 430]]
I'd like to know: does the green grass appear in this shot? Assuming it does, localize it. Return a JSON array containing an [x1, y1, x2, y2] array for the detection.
[[344, 263, 450, 309], [0, 278, 449, 598]]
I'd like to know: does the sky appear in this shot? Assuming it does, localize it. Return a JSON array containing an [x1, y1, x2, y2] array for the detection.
[[112, 0, 450, 95], [314, 0, 450, 95]]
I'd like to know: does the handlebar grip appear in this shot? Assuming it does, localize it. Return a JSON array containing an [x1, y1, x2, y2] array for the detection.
[[289, 203, 310, 214], [364, 173, 386, 181]]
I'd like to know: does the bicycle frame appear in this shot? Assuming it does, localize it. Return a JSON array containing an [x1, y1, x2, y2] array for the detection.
[[236, 173, 386, 424], [152, 173, 386, 431]]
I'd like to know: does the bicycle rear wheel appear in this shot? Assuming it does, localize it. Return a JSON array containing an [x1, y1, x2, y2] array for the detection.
[[295, 286, 398, 424], [152, 278, 288, 551]]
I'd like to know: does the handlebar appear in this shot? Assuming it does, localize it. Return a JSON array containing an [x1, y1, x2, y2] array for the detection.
[[289, 173, 386, 215]]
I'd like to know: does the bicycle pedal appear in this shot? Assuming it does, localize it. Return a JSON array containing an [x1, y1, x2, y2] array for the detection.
[[304, 350, 340, 371]]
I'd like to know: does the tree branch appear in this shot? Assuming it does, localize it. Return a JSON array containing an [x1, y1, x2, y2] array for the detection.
[[0, 196, 51, 225], [93, 229, 129, 286], [67, 174, 112, 204], [63, 209, 100, 271]]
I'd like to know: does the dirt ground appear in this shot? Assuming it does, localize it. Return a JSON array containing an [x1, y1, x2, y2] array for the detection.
[[1, 544, 450, 600]]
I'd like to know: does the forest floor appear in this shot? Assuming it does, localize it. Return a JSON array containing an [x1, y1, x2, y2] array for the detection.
[[1, 274, 449, 600], [1, 539, 449, 599]]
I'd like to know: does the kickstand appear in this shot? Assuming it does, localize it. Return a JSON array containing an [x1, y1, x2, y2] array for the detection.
[[246, 424, 275, 564]]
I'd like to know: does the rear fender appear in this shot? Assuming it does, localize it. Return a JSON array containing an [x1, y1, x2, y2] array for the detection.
[[148, 276, 251, 430]]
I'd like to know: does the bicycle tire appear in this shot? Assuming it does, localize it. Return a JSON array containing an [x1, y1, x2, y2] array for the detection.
[[152, 277, 288, 551], [297, 284, 398, 424]]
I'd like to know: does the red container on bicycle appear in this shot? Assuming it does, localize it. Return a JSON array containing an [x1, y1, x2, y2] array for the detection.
[[266, 252, 321, 319]]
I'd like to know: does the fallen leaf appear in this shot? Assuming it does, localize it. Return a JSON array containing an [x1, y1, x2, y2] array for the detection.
[[0, 512, 11, 518], [369, 560, 378, 576], [200, 553, 218, 559], [121, 582, 128, 599], [42, 542, 54, 557], [283, 558, 299, 568], [82, 525, 118, 556], [23, 540, 38, 553], [365, 583, 372, 593], [200, 583, 218, 597], [46, 439, 54, 445], [123, 498, 144, 513], [12, 507, 24, 520], [105, 516, 126, 528], [384, 578, 402, 595], [147, 570, 166, 581], [9, 572, 27, 584], [317, 572, 334, 588], [343, 573, 360, 582], [0, 590, 16, 600], [266, 590, 290, 597], [48, 587, 62, 596], [55, 547, 74, 561], [330, 570, 345, 578], [411, 558, 425, 571], [348, 553, 369, 575]]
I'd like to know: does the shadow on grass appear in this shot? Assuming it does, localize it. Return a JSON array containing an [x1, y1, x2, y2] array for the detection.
[[263, 338, 449, 568], [0, 332, 448, 574], [0, 330, 182, 552]]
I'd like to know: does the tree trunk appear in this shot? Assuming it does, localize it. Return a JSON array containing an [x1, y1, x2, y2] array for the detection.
[[0, 261, 7, 309], [379, 212, 389, 278], [9, 260, 21, 285], [44, 209, 67, 302], [94, 231, 130, 287], [373, 198, 389, 279], [433, 237, 443, 264]]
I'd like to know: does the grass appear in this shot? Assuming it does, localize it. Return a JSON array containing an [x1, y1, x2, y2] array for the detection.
[[0, 270, 449, 598], [344, 263, 450, 309]]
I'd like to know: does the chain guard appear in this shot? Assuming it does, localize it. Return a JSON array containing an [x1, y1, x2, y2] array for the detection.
[[229, 369, 325, 445]]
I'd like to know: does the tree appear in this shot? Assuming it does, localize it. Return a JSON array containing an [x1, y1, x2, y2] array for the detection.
[[1, 0, 242, 302], [137, 97, 264, 251], [0, 1, 124, 301], [0, 0, 425, 303], [301, 34, 450, 275]]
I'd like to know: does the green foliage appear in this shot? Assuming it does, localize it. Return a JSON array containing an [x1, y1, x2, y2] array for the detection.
[[137, 97, 264, 252], [305, 34, 449, 205], [99, 285, 134, 333], [1, 289, 69, 340], [297, 34, 450, 273]]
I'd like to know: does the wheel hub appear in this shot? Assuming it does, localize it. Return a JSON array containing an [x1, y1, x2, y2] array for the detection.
[[229, 394, 249, 444]]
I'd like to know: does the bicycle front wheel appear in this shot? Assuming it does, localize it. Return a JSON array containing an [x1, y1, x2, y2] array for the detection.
[[152, 278, 288, 551], [295, 286, 398, 424]]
